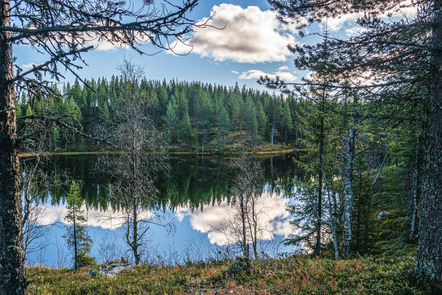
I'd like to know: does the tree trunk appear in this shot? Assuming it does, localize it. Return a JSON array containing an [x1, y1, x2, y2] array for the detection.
[[327, 190, 339, 259], [0, 1, 27, 293], [355, 171, 362, 252], [343, 106, 356, 257], [409, 137, 420, 241], [314, 115, 324, 257], [415, 0, 442, 284], [73, 211, 78, 270], [133, 201, 140, 265], [252, 198, 258, 260], [239, 194, 249, 258]]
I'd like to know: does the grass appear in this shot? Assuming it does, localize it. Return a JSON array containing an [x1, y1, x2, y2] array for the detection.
[[26, 255, 430, 294]]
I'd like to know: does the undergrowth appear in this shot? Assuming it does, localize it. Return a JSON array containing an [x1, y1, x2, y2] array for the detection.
[[27, 255, 430, 294]]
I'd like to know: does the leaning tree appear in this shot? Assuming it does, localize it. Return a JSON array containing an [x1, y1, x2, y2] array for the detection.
[[0, 1, 199, 294]]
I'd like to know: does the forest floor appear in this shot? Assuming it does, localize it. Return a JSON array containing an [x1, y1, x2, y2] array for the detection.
[[27, 254, 431, 294]]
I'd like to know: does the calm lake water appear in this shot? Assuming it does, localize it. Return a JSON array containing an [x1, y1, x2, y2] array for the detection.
[[25, 154, 304, 267]]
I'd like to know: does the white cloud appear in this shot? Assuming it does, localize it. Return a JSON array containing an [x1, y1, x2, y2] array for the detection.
[[238, 68, 297, 82], [170, 4, 298, 63], [322, 0, 418, 34], [323, 12, 364, 32], [278, 66, 290, 71], [32, 203, 153, 230], [85, 37, 128, 52], [175, 192, 294, 246], [21, 63, 38, 70]]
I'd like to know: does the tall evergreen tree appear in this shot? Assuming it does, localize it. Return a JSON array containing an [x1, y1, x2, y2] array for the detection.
[[63, 180, 93, 270]]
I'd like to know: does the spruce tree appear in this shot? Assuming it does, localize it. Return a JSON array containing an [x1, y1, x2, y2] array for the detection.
[[63, 180, 94, 270]]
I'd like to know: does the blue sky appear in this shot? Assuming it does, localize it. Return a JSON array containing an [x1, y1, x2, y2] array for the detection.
[[14, 0, 298, 91], [14, 1, 416, 92]]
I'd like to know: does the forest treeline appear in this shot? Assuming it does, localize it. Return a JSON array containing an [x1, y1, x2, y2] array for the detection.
[[17, 79, 299, 152]]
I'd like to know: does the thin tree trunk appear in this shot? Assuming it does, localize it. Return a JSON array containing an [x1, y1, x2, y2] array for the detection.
[[328, 191, 339, 259], [251, 196, 258, 259], [409, 137, 420, 241], [355, 171, 362, 252], [343, 106, 356, 257], [416, 0, 442, 283], [73, 211, 78, 270], [239, 194, 249, 258], [314, 113, 324, 257], [133, 200, 140, 265], [0, 1, 27, 293], [321, 155, 339, 259]]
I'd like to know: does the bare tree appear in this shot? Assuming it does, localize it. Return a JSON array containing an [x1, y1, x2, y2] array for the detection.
[[0, 1, 200, 293], [20, 125, 68, 261], [230, 151, 263, 260], [97, 60, 171, 265]]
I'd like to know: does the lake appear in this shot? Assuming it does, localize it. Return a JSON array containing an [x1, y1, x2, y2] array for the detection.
[[24, 153, 304, 267]]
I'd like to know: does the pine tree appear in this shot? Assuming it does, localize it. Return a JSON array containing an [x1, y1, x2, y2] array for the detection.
[[63, 180, 94, 270], [182, 111, 192, 146], [163, 100, 179, 144], [281, 102, 293, 144], [256, 101, 268, 138], [217, 107, 230, 149]]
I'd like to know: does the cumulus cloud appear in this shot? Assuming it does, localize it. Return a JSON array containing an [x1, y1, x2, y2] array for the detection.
[[32, 203, 153, 230], [175, 192, 295, 246], [237, 68, 297, 82], [170, 4, 298, 63]]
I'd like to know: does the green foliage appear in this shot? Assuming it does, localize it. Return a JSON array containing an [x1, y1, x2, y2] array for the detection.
[[24, 77, 313, 153], [63, 180, 95, 269]]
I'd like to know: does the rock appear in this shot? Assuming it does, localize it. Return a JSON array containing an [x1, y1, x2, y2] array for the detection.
[[90, 263, 133, 278]]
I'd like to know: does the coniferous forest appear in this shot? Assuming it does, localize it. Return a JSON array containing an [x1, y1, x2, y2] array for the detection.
[[17, 78, 298, 153]]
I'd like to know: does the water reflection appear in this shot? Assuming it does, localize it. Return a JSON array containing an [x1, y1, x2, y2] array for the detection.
[[25, 154, 303, 266], [176, 190, 295, 246], [32, 203, 154, 230]]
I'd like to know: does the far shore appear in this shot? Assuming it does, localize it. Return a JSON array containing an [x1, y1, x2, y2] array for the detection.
[[18, 147, 305, 159]]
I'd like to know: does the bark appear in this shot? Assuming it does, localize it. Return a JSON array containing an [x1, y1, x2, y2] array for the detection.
[[314, 115, 324, 256], [342, 106, 356, 257], [0, 1, 26, 293], [251, 197, 258, 260], [328, 191, 340, 259], [355, 172, 362, 251], [409, 138, 420, 241], [239, 194, 249, 259], [132, 201, 140, 265], [73, 211, 78, 270], [415, 0, 442, 283], [321, 155, 339, 259]]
